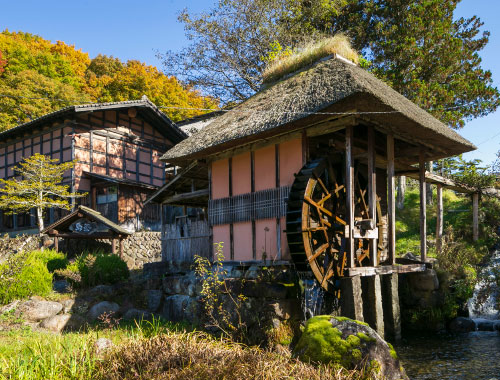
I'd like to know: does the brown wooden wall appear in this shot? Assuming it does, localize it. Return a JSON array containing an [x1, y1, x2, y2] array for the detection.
[[73, 110, 171, 192]]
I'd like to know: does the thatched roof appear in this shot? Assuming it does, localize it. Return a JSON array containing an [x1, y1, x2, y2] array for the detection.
[[162, 55, 475, 164]]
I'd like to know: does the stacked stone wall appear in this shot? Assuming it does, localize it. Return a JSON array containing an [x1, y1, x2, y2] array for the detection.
[[122, 232, 162, 269], [58, 231, 161, 269]]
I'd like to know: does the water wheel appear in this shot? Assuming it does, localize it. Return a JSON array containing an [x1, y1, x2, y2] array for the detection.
[[286, 157, 372, 294]]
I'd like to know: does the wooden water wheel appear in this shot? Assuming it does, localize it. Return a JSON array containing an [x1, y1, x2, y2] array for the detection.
[[286, 157, 373, 294]]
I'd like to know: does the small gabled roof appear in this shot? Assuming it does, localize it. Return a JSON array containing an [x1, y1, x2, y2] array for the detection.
[[162, 55, 475, 165], [0, 96, 187, 143], [42, 205, 131, 236]]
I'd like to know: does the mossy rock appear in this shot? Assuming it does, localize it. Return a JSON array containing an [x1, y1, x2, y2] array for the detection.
[[293, 315, 408, 380]]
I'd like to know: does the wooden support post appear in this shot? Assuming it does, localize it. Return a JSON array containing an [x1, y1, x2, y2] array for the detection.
[[473, 192, 479, 242], [54, 236, 59, 252], [112, 238, 117, 255], [387, 134, 396, 265], [368, 126, 377, 266], [346, 126, 355, 268], [119, 238, 124, 259], [419, 150, 427, 262], [436, 184, 443, 253]]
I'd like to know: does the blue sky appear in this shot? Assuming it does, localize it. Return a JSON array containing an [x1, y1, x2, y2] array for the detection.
[[1, 0, 499, 165]]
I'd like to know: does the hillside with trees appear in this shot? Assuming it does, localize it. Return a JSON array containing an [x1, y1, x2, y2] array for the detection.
[[0, 30, 217, 131]]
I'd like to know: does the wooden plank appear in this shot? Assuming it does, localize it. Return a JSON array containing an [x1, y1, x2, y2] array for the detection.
[[346, 264, 427, 277], [436, 184, 443, 253], [387, 134, 396, 265], [345, 125, 355, 268], [419, 149, 427, 262], [367, 126, 377, 266], [305, 115, 357, 137], [473, 192, 479, 241]]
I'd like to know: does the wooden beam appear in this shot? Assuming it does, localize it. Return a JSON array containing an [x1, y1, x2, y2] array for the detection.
[[346, 125, 355, 268], [436, 184, 443, 254], [112, 238, 117, 255], [346, 263, 427, 277], [473, 192, 479, 242], [367, 126, 377, 266], [419, 150, 427, 262], [161, 188, 209, 204], [387, 134, 396, 265], [54, 236, 58, 252]]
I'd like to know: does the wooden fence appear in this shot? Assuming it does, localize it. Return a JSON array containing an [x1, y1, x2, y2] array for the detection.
[[162, 218, 211, 262]]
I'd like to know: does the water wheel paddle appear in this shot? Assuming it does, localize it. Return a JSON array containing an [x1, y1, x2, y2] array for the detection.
[[286, 157, 372, 294]]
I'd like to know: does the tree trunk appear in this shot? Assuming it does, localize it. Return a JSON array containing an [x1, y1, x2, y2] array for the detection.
[[37, 207, 44, 233], [426, 161, 433, 205], [396, 176, 406, 210]]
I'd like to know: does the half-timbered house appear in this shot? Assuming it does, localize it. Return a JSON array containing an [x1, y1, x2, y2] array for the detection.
[[0, 96, 186, 233]]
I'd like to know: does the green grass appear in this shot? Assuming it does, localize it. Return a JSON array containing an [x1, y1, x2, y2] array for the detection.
[[396, 187, 471, 257]]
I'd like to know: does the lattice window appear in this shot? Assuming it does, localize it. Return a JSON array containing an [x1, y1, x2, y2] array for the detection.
[[209, 186, 290, 225]]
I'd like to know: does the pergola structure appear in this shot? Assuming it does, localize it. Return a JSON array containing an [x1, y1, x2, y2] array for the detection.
[[42, 205, 131, 256]]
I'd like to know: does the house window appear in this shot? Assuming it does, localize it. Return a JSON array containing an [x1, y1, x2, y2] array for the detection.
[[97, 186, 118, 204]]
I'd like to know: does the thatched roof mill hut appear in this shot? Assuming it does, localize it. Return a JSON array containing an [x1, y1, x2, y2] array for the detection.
[[152, 54, 477, 292]]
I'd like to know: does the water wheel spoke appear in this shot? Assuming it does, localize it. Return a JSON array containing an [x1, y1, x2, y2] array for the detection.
[[308, 243, 329, 262], [304, 227, 328, 232], [304, 196, 333, 217], [313, 174, 330, 196], [321, 261, 335, 286], [318, 193, 332, 206]]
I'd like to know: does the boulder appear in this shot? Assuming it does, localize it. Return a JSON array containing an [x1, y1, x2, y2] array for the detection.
[[40, 314, 86, 332], [53, 280, 71, 293], [87, 301, 120, 322], [475, 319, 495, 331], [18, 300, 63, 322], [87, 285, 114, 297], [147, 290, 163, 312], [122, 308, 153, 321], [293, 315, 408, 380], [407, 269, 439, 292], [448, 317, 476, 333]]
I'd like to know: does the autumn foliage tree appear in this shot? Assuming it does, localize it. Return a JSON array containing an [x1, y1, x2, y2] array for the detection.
[[0, 154, 83, 232], [0, 30, 217, 131]]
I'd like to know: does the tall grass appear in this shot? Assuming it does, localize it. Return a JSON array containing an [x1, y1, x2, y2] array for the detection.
[[0, 319, 372, 380], [262, 35, 359, 84]]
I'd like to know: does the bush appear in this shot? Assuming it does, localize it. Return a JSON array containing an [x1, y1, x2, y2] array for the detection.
[[56, 252, 129, 288], [0, 251, 53, 304], [32, 249, 69, 272]]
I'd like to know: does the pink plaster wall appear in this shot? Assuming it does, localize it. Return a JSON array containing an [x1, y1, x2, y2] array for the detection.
[[254, 145, 275, 191], [280, 138, 303, 186], [232, 152, 251, 195], [213, 225, 231, 260], [233, 221, 253, 261], [255, 219, 278, 260], [211, 159, 229, 199]]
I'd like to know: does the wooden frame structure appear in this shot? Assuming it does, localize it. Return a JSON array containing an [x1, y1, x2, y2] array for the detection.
[[0, 97, 186, 232], [155, 54, 479, 280], [42, 206, 131, 256]]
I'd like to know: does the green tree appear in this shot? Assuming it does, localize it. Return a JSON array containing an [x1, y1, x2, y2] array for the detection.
[[163, 0, 499, 128], [0, 154, 83, 232]]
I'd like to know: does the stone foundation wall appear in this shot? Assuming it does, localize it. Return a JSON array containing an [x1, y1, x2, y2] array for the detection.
[[58, 232, 161, 269], [0, 234, 41, 262], [122, 232, 161, 269], [142, 262, 303, 343]]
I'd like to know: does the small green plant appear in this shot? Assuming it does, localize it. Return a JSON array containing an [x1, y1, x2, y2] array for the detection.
[[55, 251, 129, 288], [193, 242, 248, 342], [0, 251, 53, 304], [33, 249, 69, 272]]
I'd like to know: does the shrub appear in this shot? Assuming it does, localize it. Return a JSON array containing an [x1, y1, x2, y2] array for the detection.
[[0, 251, 53, 304], [32, 249, 69, 272], [55, 252, 129, 288]]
